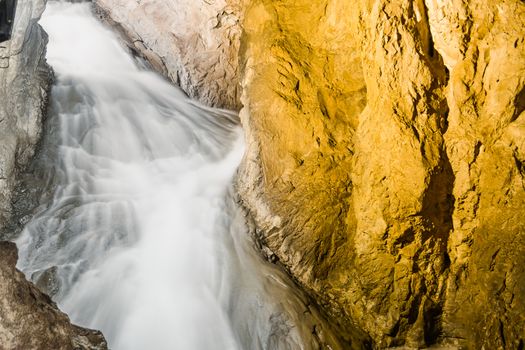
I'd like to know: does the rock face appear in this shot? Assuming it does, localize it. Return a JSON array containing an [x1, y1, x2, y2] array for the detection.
[[0, 0, 51, 237], [92, 0, 525, 348], [93, 0, 242, 110], [0, 241, 108, 349], [0, 2, 108, 348], [238, 0, 525, 348]]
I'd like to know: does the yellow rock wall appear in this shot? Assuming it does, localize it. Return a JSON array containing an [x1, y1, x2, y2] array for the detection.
[[237, 0, 525, 348]]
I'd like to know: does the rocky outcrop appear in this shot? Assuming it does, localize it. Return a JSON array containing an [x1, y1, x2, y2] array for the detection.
[[0, 241, 107, 349], [93, 0, 242, 110], [238, 0, 525, 348], [427, 1, 525, 348], [0, 0, 51, 237], [91, 0, 525, 348], [0, 2, 108, 348]]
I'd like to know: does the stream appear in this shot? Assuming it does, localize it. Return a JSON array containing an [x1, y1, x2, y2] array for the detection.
[[14, 2, 342, 350]]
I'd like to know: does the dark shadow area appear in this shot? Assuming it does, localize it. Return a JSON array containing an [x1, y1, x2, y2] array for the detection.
[[0, 0, 17, 43]]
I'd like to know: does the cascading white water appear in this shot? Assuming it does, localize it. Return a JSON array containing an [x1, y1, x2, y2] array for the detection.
[[15, 2, 344, 349]]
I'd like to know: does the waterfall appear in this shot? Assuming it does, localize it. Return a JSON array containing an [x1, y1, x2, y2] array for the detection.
[[15, 2, 342, 349]]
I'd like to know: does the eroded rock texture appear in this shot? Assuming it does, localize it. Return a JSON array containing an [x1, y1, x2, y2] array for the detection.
[[0, 0, 51, 236], [237, 0, 525, 348], [0, 241, 108, 350], [93, 0, 525, 348], [94, 0, 242, 110]]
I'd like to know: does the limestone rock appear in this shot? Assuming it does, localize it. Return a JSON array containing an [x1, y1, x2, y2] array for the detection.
[[93, 0, 242, 110], [0, 0, 52, 237], [237, 0, 525, 348], [426, 1, 525, 348], [0, 241, 107, 350], [237, 0, 371, 345]]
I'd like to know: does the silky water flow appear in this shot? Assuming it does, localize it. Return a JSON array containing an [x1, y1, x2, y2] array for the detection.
[[15, 2, 344, 349]]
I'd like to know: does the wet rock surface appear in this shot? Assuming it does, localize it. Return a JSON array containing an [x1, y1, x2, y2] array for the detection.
[[0, 241, 107, 350], [0, 0, 52, 238]]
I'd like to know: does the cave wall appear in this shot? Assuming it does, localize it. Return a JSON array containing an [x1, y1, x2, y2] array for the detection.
[[94, 0, 525, 348]]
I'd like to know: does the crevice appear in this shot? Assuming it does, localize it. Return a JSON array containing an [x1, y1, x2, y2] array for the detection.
[[472, 141, 482, 165], [489, 248, 501, 271], [499, 319, 506, 348], [419, 145, 455, 345], [424, 303, 443, 345], [422, 148, 455, 240], [511, 86, 525, 123], [513, 151, 525, 177]]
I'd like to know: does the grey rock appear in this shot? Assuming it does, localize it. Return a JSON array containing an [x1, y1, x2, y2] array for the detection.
[[93, 0, 242, 110], [0, 0, 52, 237]]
